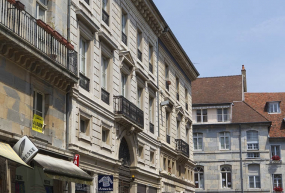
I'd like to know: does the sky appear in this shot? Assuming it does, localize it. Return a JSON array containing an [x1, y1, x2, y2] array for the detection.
[[153, 0, 285, 92]]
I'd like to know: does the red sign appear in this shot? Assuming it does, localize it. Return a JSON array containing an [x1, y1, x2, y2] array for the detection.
[[73, 154, 80, 167]]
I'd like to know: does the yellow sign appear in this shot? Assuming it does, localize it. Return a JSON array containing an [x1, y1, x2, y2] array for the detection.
[[32, 114, 44, 133]]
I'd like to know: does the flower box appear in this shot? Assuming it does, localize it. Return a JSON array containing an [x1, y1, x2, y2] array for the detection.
[[66, 42, 74, 50], [45, 24, 54, 34], [61, 38, 68, 45], [15, 1, 25, 11], [273, 186, 283, 192], [36, 19, 46, 29], [7, 0, 16, 4], [272, 155, 281, 161], [53, 31, 62, 41]]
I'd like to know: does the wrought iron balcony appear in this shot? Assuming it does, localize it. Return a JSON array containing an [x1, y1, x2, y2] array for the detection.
[[137, 49, 142, 61], [166, 134, 170, 144], [102, 9, 109, 26], [186, 103, 188, 111], [176, 93, 179, 101], [149, 62, 153, 73], [79, 73, 90, 91], [113, 95, 144, 130], [0, 0, 78, 89], [101, 88, 109, 105], [149, 122, 154, 134], [122, 32, 127, 45], [175, 139, 189, 157]]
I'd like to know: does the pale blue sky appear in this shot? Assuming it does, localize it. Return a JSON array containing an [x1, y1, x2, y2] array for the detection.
[[153, 0, 285, 92]]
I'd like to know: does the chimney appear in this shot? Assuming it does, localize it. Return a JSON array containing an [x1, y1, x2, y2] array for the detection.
[[241, 65, 247, 92]]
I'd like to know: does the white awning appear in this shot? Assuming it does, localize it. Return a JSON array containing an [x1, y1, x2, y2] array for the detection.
[[33, 153, 93, 185]]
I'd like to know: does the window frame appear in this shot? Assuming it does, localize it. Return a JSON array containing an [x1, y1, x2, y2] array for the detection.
[[194, 166, 204, 189], [79, 36, 88, 75], [150, 150, 155, 165], [196, 109, 208, 123], [247, 130, 259, 150], [33, 90, 45, 118], [217, 108, 228, 122], [149, 97, 154, 124], [193, 133, 203, 151], [273, 174, 283, 189], [219, 132, 230, 150], [79, 116, 90, 134], [221, 166, 232, 189], [36, 1, 47, 21], [248, 164, 260, 189], [271, 145, 281, 159], [101, 55, 109, 90], [268, 101, 281, 114], [121, 73, 127, 97]]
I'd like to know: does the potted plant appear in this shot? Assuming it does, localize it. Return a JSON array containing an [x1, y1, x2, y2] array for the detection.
[[272, 155, 281, 161], [15, 1, 25, 11], [273, 186, 283, 192], [7, 0, 16, 5], [53, 31, 62, 41], [66, 42, 74, 50], [36, 19, 46, 29]]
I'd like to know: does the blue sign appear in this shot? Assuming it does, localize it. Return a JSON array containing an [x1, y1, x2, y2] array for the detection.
[[98, 175, 113, 191]]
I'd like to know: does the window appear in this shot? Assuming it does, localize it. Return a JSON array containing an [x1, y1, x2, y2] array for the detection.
[[185, 88, 188, 110], [165, 64, 169, 91], [137, 30, 142, 61], [176, 121, 180, 139], [101, 56, 108, 89], [247, 152, 260, 158], [194, 167, 204, 189], [271, 145, 281, 158], [84, 0, 89, 5], [247, 131, 259, 150], [137, 87, 143, 109], [268, 102, 281, 113], [193, 133, 203, 150], [273, 174, 282, 189], [121, 11, 127, 45], [163, 158, 166, 170], [196, 109, 207, 123], [121, 74, 127, 97], [150, 151, 154, 164], [102, 0, 109, 25], [138, 146, 143, 159], [149, 97, 154, 123], [221, 166, 231, 188], [178, 165, 181, 176], [102, 0, 108, 11], [217, 108, 228, 122], [176, 77, 179, 101], [102, 128, 109, 144], [220, 132, 230, 150], [248, 164, 260, 188], [149, 44, 153, 73], [80, 37, 88, 75], [33, 91, 44, 117], [80, 117, 89, 133], [168, 160, 171, 172], [36, 2, 46, 21]]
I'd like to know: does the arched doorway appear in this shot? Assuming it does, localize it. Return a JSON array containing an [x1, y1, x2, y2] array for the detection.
[[118, 137, 132, 193]]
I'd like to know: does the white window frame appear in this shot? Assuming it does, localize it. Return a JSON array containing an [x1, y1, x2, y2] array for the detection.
[[79, 37, 88, 75], [247, 130, 259, 150], [271, 145, 281, 159], [149, 97, 154, 123], [101, 56, 108, 90], [268, 102, 281, 114], [217, 108, 228, 122], [121, 11, 127, 34], [121, 73, 127, 97], [221, 166, 232, 189], [137, 30, 142, 51], [36, 2, 47, 21], [196, 109, 208, 123], [249, 176, 260, 188], [273, 174, 283, 189], [193, 133, 203, 151], [166, 111, 171, 135], [33, 90, 44, 118], [137, 87, 143, 109], [102, 0, 108, 11], [247, 152, 260, 158], [194, 167, 204, 189], [219, 132, 230, 150]]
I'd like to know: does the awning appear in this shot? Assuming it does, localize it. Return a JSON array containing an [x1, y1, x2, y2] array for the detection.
[[0, 142, 32, 168], [33, 154, 93, 185]]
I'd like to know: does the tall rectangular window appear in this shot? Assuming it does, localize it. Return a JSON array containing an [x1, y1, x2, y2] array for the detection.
[[248, 164, 260, 188], [197, 109, 207, 123], [80, 37, 87, 75], [217, 108, 228, 122], [194, 167, 204, 189], [273, 174, 282, 189], [149, 45, 153, 73], [149, 97, 154, 123], [165, 64, 169, 91], [271, 145, 281, 158], [193, 133, 203, 150], [137, 87, 143, 109], [121, 74, 127, 97], [101, 56, 108, 89], [137, 31, 142, 61], [176, 77, 179, 100], [121, 11, 127, 45], [33, 91, 44, 117], [36, 2, 46, 21], [247, 131, 259, 150], [176, 121, 180, 139], [220, 132, 230, 150], [166, 112, 170, 134], [102, 0, 109, 25]]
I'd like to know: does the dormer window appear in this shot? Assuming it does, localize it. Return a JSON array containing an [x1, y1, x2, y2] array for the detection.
[[268, 101, 281, 114]]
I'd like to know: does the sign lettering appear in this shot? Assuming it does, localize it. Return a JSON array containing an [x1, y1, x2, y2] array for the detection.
[[32, 114, 44, 133]]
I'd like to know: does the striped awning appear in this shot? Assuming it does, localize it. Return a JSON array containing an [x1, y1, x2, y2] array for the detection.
[[0, 142, 32, 168]]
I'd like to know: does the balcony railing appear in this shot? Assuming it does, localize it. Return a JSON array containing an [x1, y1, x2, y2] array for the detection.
[[0, 0, 78, 75], [149, 62, 153, 73], [166, 134, 170, 144], [79, 73, 90, 91], [176, 93, 179, 101], [149, 122, 154, 134], [113, 96, 144, 128], [175, 139, 189, 157], [186, 103, 188, 111], [101, 88, 110, 105], [102, 9, 109, 26], [137, 49, 142, 61], [122, 32, 127, 45]]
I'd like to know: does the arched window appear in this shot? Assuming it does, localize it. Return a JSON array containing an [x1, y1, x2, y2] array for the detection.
[[194, 167, 204, 189], [247, 130, 259, 150], [221, 166, 231, 188], [119, 137, 131, 166], [219, 132, 230, 150]]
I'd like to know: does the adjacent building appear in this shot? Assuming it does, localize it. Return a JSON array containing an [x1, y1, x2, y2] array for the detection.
[[0, 0, 199, 192]]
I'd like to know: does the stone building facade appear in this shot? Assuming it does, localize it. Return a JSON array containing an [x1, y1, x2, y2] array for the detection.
[[0, 0, 199, 192], [192, 66, 284, 193]]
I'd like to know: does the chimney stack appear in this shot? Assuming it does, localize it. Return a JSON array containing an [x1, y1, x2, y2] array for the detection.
[[241, 65, 247, 92]]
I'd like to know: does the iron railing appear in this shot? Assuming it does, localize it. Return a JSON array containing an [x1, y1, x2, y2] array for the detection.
[[0, 0, 78, 75], [149, 62, 153, 73], [101, 88, 110, 105], [166, 134, 170, 144], [79, 73, 90, 91], [175, 139, 189, 157], [137, 49, 142, 61], [102, 9, 109, 26], [149, 122, 154, 134], [176, 93, 179, 101], [186, 103, 188, 111], [122, 32, 127, 45], [113, 95, 144, 128]]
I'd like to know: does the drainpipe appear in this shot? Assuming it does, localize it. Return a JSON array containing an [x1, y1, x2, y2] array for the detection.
[[239, 124, 244, 193], [156, 40, 159, 137]]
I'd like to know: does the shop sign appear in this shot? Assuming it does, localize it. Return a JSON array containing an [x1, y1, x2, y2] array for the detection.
[[32, 114, 44, 133], [13, 136, 38, 163], [73, 154, 80, 167], [98, 175, 113, 191], [75, 184, 90, 191]]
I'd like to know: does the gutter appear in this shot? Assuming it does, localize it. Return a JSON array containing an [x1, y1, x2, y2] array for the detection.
[[239, 124, 244, 193]]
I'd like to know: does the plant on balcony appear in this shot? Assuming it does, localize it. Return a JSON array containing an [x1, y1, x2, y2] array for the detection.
[[45, 24, 54, 34], [66, 42, 74, 50], [15, 1, 25, 11], [273, 186, 283, 192], [36, 19, 46, 29], [272, 155, 281, 161], [7, 0, 16, 5], [53, 31, 62, 41], [61, 37, 68, 45]]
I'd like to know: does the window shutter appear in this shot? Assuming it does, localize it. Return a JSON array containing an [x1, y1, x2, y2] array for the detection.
[[248, 164, 260, 176]]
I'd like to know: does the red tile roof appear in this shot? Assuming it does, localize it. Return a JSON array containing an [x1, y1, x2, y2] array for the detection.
[[192, 75, 243, 104], [245, 93, 285, 138], [231, 101, 270, 124]]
